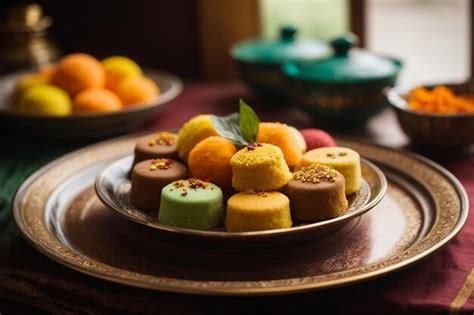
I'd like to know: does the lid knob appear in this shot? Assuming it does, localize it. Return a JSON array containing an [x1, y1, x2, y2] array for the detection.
[[280, 26, 297, 42], [331, 33, 358, 57]]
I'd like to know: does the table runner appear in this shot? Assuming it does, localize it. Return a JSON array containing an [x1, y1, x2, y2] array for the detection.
[[0, 82, 472, 314]]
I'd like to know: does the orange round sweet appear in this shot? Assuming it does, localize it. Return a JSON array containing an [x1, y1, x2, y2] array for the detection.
[[51, 53, 105, 95], [73, 88, 122, 114], [115, 76, 159, 106], [257, 122, 302, 169], [188, 136, 237, 188], [39, 65, 56, 81]]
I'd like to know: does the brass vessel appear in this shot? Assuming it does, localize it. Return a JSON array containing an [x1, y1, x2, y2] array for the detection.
[[0, 3, 60, 74]]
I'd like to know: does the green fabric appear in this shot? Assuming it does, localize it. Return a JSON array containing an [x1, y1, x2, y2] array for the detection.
[[0, 136, 82, 255]]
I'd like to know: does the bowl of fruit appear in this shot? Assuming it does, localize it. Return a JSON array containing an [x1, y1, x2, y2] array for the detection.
[[0, 53, 182, 139]]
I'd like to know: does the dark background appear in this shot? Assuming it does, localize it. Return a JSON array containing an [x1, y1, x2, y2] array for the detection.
[[1, 0, 201, 79]]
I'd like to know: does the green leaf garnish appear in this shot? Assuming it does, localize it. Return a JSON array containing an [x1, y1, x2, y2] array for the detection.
[[211, 113, 248, 147], [210, 100, 260, 148], [239, 99, 259, 144]]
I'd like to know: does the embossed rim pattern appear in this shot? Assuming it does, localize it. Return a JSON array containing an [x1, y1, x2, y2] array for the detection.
[[13, 133, 469, 295]]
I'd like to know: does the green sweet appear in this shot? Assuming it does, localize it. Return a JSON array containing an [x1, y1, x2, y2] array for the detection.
[[158, 180, 224, 230]]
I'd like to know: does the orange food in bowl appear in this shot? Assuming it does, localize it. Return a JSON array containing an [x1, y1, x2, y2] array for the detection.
[[39, 65, 56, 81], [102, 56, 142, 91], [51, 53, 105, 95], [115, 76, 159, 106], [408, 86, 474, 113], [73, 88, 122, 114]]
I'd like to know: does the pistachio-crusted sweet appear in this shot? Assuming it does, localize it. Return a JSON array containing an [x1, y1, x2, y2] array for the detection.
[[285, 164, 348, 221], [133, 132, 179, 166], [230, 143, 292, 191], [159, 179, 224, 230]]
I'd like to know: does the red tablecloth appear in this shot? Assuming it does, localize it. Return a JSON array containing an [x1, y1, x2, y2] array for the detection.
[[145, 82, 474, 314], [1, 82, 473, 314]]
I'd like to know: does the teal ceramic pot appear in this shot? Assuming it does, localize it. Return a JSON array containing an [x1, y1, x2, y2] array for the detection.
[[231, 26, 331, 102], [283, 34, 402, 125], [388, 83, 474, 148]]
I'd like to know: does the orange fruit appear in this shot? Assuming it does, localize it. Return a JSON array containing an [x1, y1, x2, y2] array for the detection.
[[39, 65, 56, 81], [51, 53, 105, 95], [73, 88, 122, 114], [115, 76, 159, 106], [102, 56, 142, 91]]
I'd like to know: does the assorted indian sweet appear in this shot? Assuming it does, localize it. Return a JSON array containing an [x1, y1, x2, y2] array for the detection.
[[133, 131, 179, 167], [188, 136, 237, 188], [176, 114, 218, 163], [159, 179, 224, 230], [11, 53, 160, 116], [230, 143, 292, 191], [257, 122, 302, 169], [408, 86, 474, 113], [301, 147, 361, 195], [130, 159, 187, 212], [125, 101, 364, 232], [300, 129, 336, 150], [226, 191, 292, 232], [288, 126, 307, 153], [285, 164, 348, 221]]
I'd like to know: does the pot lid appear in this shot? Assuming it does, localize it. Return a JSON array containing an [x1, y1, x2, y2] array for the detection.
[[283, 33, 402, 83], [231, 26, 331, 64]]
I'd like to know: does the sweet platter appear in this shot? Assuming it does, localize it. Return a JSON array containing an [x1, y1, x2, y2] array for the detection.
[[13, 126, 468, 295], [95, 154, 385, 248]]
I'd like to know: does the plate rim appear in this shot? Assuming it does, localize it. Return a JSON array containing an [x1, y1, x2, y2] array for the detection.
[[94, 155, 386, 238], [12, 132, 469, 295]]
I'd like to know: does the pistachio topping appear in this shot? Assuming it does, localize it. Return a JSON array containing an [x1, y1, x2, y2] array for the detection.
[[149, 159, 173, 171], [293, 163, 337, 184], [148, 131, 176, 147]]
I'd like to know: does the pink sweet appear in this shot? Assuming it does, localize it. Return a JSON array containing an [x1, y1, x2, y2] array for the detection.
[[300, 129, 336, 150]]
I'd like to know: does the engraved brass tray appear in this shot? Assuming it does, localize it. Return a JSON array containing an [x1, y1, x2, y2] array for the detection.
[[13, 133, 469, 295]]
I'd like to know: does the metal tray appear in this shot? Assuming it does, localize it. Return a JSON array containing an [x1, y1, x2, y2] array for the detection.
[[13, 134, 469, 295]]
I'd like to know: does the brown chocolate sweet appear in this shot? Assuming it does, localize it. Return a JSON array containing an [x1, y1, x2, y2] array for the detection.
[[285, 164, 348, 221], [130, 158, 187, 212], [133, 132, 178, 167]]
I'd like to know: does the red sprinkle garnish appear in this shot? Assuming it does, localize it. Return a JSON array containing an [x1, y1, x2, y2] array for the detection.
[[188, 178, 208, 189], [173, 180, 185, 188], [247, 143, 263, 151], [149, 158, 174, 171], [148, 132, 176, 147]]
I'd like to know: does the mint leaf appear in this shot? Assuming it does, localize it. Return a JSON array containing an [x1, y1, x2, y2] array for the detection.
[[210, 100, 261, 148], [239, 99, 260, 144], [211, 113, 248, 147]]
